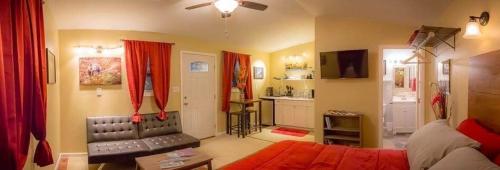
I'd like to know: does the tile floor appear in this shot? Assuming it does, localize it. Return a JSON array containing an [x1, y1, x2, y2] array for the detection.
[[382, 133, 411, 149], [58, 127, 314, 170]]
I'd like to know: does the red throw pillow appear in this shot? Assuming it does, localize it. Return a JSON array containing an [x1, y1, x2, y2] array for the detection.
[[457, 118, 500, 160], [495, 155, 500, 166]]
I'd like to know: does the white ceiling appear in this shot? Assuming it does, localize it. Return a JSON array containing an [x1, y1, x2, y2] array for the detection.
[[51, 0, 452, 52]]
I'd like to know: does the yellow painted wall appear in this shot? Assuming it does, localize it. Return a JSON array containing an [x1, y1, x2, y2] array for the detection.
[[314, 16, 413, 147], [430, 0, 500, 127], [269, 42, 315, 94], [58, 30, 270, 152]]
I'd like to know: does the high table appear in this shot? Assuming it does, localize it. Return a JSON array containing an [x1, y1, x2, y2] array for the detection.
[[226, 99, 262, 138]]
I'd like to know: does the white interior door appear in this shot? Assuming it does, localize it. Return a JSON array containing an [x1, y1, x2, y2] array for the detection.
[[181, 52, 216, 139]]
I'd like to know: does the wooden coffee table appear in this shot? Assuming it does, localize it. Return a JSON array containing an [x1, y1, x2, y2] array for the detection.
[[135, 150, 213, 170]]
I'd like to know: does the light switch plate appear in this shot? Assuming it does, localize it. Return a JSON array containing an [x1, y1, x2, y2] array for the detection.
[[172, 86, 180, 93]]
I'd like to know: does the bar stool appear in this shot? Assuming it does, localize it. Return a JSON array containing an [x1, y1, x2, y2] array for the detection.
[[229, 110, 251, 137], [228, 107, 258, 137], [245, 107, 258, 133]]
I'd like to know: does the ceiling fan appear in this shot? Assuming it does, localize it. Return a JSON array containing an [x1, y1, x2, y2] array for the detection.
[[186, 0, 268, 18]]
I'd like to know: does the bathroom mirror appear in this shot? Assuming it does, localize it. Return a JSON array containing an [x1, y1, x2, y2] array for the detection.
[[394, 67, 405, 88]]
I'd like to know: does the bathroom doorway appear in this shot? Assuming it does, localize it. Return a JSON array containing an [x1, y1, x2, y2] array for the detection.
[[380, 48, 423, 149]]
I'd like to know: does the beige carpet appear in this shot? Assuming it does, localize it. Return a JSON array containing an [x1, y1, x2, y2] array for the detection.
[[59, 127, 314, 170]]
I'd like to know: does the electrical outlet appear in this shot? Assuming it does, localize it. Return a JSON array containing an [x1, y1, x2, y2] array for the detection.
[[96, 87, 103, 97]]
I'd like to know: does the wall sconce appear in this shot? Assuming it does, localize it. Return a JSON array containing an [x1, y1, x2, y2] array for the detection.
[[463, 11, 489, 39], [73, 45, 123, 57]]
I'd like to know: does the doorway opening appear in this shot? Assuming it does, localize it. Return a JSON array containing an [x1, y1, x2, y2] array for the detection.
[[380, 48, 423, 149]]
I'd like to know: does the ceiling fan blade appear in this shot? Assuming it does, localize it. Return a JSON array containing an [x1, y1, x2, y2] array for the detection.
[[185, 2, 212, 10], [240, 1, 268, 11]]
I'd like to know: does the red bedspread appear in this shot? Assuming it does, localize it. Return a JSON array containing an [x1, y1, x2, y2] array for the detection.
[[224, 140, 409, 170]]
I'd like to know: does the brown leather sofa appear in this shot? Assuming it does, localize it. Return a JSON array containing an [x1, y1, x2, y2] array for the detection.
[[86, 111, 200, 164]]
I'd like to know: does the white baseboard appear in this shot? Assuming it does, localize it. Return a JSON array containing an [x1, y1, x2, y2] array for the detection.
[[215, 131, 226, 136], [60, 152, 88, 156], [54, 153, 61, 170], [54, 152, 87, 170]]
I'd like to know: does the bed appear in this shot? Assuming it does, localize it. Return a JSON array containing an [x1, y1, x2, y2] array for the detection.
[[224, 140, 409, 170], [223, 50, 500, 170]]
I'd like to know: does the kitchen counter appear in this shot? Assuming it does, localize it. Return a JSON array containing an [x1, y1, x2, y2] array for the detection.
[[260, 96, 314, 101], [259, 96, 314, 127]]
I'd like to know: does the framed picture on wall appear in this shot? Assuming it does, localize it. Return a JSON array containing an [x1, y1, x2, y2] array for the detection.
[[442, 60, 450, 75], [439, 60, 451, 94], [253, 66, 264, 79], [46, 48, 56, 84], [383, 60, 386, 75], [79, 57, 121, 85]]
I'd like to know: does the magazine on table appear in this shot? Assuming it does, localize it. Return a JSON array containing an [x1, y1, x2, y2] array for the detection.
[[159, 148, 196, 168]]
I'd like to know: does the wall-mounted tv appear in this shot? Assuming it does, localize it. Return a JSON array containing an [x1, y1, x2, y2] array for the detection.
[[320, 49, 369, 79]]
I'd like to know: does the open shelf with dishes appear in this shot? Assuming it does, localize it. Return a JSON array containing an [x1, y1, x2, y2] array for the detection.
[[323, 110, 363, 147]]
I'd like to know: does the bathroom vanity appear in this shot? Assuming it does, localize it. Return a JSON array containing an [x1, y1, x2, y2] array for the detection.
[[392, 96, 417, 133]]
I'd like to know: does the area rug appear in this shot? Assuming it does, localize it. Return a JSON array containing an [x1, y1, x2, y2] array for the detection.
[[271, 127, 309, 137]]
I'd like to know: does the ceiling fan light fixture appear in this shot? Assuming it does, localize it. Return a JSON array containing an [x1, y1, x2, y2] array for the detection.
[[214, 0, 239, 14]]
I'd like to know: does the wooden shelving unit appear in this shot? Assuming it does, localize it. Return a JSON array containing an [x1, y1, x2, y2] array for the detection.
[[323, 111, 363, 147]]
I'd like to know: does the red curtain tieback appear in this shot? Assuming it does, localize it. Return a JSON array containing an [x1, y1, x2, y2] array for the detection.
[[33, 139, 53, 166], [132, 112, 142, 123], [156, 110, 168, 121]]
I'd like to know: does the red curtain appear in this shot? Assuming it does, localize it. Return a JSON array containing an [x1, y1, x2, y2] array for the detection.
[[124, 41, 149, 123], [221, 51, 253, 112], [124, 40, 172, 122], [221, 52, 238, 112], [0, 0, 53, 169], [238, 55, 253, 100], [149, 42, 172, 120]]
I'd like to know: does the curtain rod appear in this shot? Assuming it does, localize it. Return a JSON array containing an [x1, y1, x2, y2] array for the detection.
[[120, 39, 175, 45]]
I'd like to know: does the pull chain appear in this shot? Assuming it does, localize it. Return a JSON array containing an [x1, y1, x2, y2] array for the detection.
[[224, 16, 230, 38]]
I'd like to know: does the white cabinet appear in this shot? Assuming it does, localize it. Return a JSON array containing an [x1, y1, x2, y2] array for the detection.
[[275, 99, 314, 129], [392, 102, 416, 133]]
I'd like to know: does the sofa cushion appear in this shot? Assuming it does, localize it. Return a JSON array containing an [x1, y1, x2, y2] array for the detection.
[[138, 111, 182, 138], [142, 133, 200, 154], [87, 139, 149, 164], [86, 116, 139, 143]]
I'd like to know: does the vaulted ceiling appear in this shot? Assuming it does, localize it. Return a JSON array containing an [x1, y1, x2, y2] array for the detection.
[[51, 0, 453, 52]]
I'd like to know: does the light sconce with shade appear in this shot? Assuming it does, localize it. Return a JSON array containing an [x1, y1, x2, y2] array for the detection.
[[73, 45, 123, 57], [463, 11, 490, 39]]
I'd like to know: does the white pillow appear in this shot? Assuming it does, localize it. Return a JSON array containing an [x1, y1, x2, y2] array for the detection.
[[407, 119, 480, 170], [429, 147, 500, 170]]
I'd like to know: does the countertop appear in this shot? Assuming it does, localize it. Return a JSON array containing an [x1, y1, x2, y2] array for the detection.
[[392, 96, 416, 103], [259, 96, 314, 101]]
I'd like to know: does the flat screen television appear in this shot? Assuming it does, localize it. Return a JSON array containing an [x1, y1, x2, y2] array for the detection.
[[320, 49, 369, 79]]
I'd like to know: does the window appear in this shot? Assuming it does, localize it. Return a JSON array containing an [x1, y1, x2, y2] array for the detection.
[[190, 61, 209, 72], [144, 59, 153, 96]]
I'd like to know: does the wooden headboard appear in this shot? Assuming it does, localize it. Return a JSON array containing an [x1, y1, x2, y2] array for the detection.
[[469, 50, 500, 133]]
